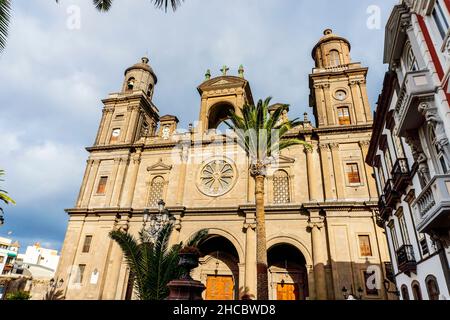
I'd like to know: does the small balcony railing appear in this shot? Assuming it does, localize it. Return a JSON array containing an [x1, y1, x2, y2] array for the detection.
[[396, 245, 417, 276], [394, 69, 436, 135], [384, 262, 395, 283], [413, 174, 450, 235], [384, 179, 401, 207], [391, 158, 411, 191], [378, 195, 392, 221]]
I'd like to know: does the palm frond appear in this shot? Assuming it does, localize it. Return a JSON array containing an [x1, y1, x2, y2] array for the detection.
[[227, 97, 311, 164], [92, 0, 113, 11], [109, 230, 147, 299], [151, 0, 184, 12], [183, 229, 208, 248], [0, 0, 11, 53]]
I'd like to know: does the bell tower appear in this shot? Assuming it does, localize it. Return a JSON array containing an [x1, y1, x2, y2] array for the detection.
[[196, 66, 254, 133], [94, 57, 160, 146], [309, 29, 373, 128]]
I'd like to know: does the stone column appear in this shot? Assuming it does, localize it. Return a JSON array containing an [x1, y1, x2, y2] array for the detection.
[[123, 152, 142, 208], [95, 107, 111, 145], [99, 108, 114, 145], [329, 143, 345, 200], [100, 215, 129, 300], [319, 144, 336, 200], [349, 80, 365, 125], [105, 158, 121, 206], [306, 145, 320, 202], [359, 141, 378, 200], [323, 83, 336, 126], [313, 84, 327, 126], [125, 106, 140, 143], [243, 216, 257, 298], [76, 159, 94, 208], [308, 216, 328, 300], [81, 159, 101, 208], [358, 80, 372, 122], [176, 144, 189, 205]]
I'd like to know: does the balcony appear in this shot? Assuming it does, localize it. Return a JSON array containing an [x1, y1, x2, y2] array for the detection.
[[396, 245, 417, 276], [391, 158, 411, 191], [394, 70, 436, 136], [384, 179, 401, 207], [412, 175, 450, 239], [378, 195, 393, 222], [384, 262, 395, 283]]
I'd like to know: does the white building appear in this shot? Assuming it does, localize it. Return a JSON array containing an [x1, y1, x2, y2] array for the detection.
[[367, 0, 450, 300], [0, 237, 19, 276], [18, 243, 60, 272]]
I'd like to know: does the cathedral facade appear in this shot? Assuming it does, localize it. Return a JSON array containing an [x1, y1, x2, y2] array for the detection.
[[56, 30, 394, 300]]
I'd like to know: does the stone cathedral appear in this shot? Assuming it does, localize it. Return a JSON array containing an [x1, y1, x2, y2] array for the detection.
[[56, 29, 394, 300]]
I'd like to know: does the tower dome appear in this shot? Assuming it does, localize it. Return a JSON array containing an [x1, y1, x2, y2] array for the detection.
[[122, 57, 158, 99], [312, 29, 352, 68]]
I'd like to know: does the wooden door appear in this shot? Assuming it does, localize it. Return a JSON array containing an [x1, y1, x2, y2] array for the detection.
[[277, 283, 299, 300], [205, 276, 234, 300]]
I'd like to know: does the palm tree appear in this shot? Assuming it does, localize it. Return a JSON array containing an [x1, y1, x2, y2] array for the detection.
[[109, 223, 207, 300], [226, 97, 310, 300], [0, 0, 184, 52], [0, 169, 15, 223], [0, 0, 10, 52]]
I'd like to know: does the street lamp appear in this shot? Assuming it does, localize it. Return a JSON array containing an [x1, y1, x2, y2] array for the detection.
[[342, 285, 364, 300], [143, 200, 175, 241]]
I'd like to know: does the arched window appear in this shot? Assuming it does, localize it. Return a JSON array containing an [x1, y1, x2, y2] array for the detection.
[[127, 77, 136, 91], [412, 281, 423, 300], [147, 84, 154, 97], [148, 176, 165, 208], [401, 285, 410, 300], [273, 170, 290, 204], [403, 42, 418, 72], [329, 50, 341, 67], [428, 126, 448, 173], [426, 275, 440, 300]]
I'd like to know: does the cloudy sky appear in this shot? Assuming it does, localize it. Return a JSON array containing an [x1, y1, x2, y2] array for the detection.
[[0, 0, 397, 251]]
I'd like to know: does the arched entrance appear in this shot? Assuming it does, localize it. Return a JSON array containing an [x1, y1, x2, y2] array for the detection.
[[268, 243, 309, 300], [207, 103, 235, 131], [192, 235, 240, 300]]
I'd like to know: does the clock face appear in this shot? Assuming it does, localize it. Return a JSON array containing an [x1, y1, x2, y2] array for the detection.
[[112, 129, 121, 137], [335, 90, 347, 101]]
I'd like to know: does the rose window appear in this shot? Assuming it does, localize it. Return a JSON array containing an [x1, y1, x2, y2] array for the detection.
[[199, 160, 235, 196]]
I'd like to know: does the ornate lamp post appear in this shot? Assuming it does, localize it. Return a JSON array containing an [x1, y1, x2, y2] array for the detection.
[[342, 285, 364, 300], [143, 200, 175, 241]]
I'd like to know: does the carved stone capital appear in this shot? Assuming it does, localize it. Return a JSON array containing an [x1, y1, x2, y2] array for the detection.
[[307, 217, 325, 230], [329, 143, 340, 150], [243, 222, 257, 231], [359, 140, 371, 149], [319, 143, 330, 151], [103, 107, 114, 114]]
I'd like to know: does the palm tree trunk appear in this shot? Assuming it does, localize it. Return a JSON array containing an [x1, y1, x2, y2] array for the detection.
[[255, 174, 269, 300]]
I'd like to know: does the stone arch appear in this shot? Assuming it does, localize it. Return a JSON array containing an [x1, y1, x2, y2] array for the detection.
[[207, 102, 236, 130], [184, 228, 244, 263], [267, 236, 313, 267]]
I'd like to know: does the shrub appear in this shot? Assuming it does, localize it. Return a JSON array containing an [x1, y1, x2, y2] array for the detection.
[[5, 291, 31, 300]]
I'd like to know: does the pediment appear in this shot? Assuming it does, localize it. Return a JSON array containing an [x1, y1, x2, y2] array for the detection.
[[270, 155, 296, 166], [147, 158, 173, 172], [198, 76, 248, 93]]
